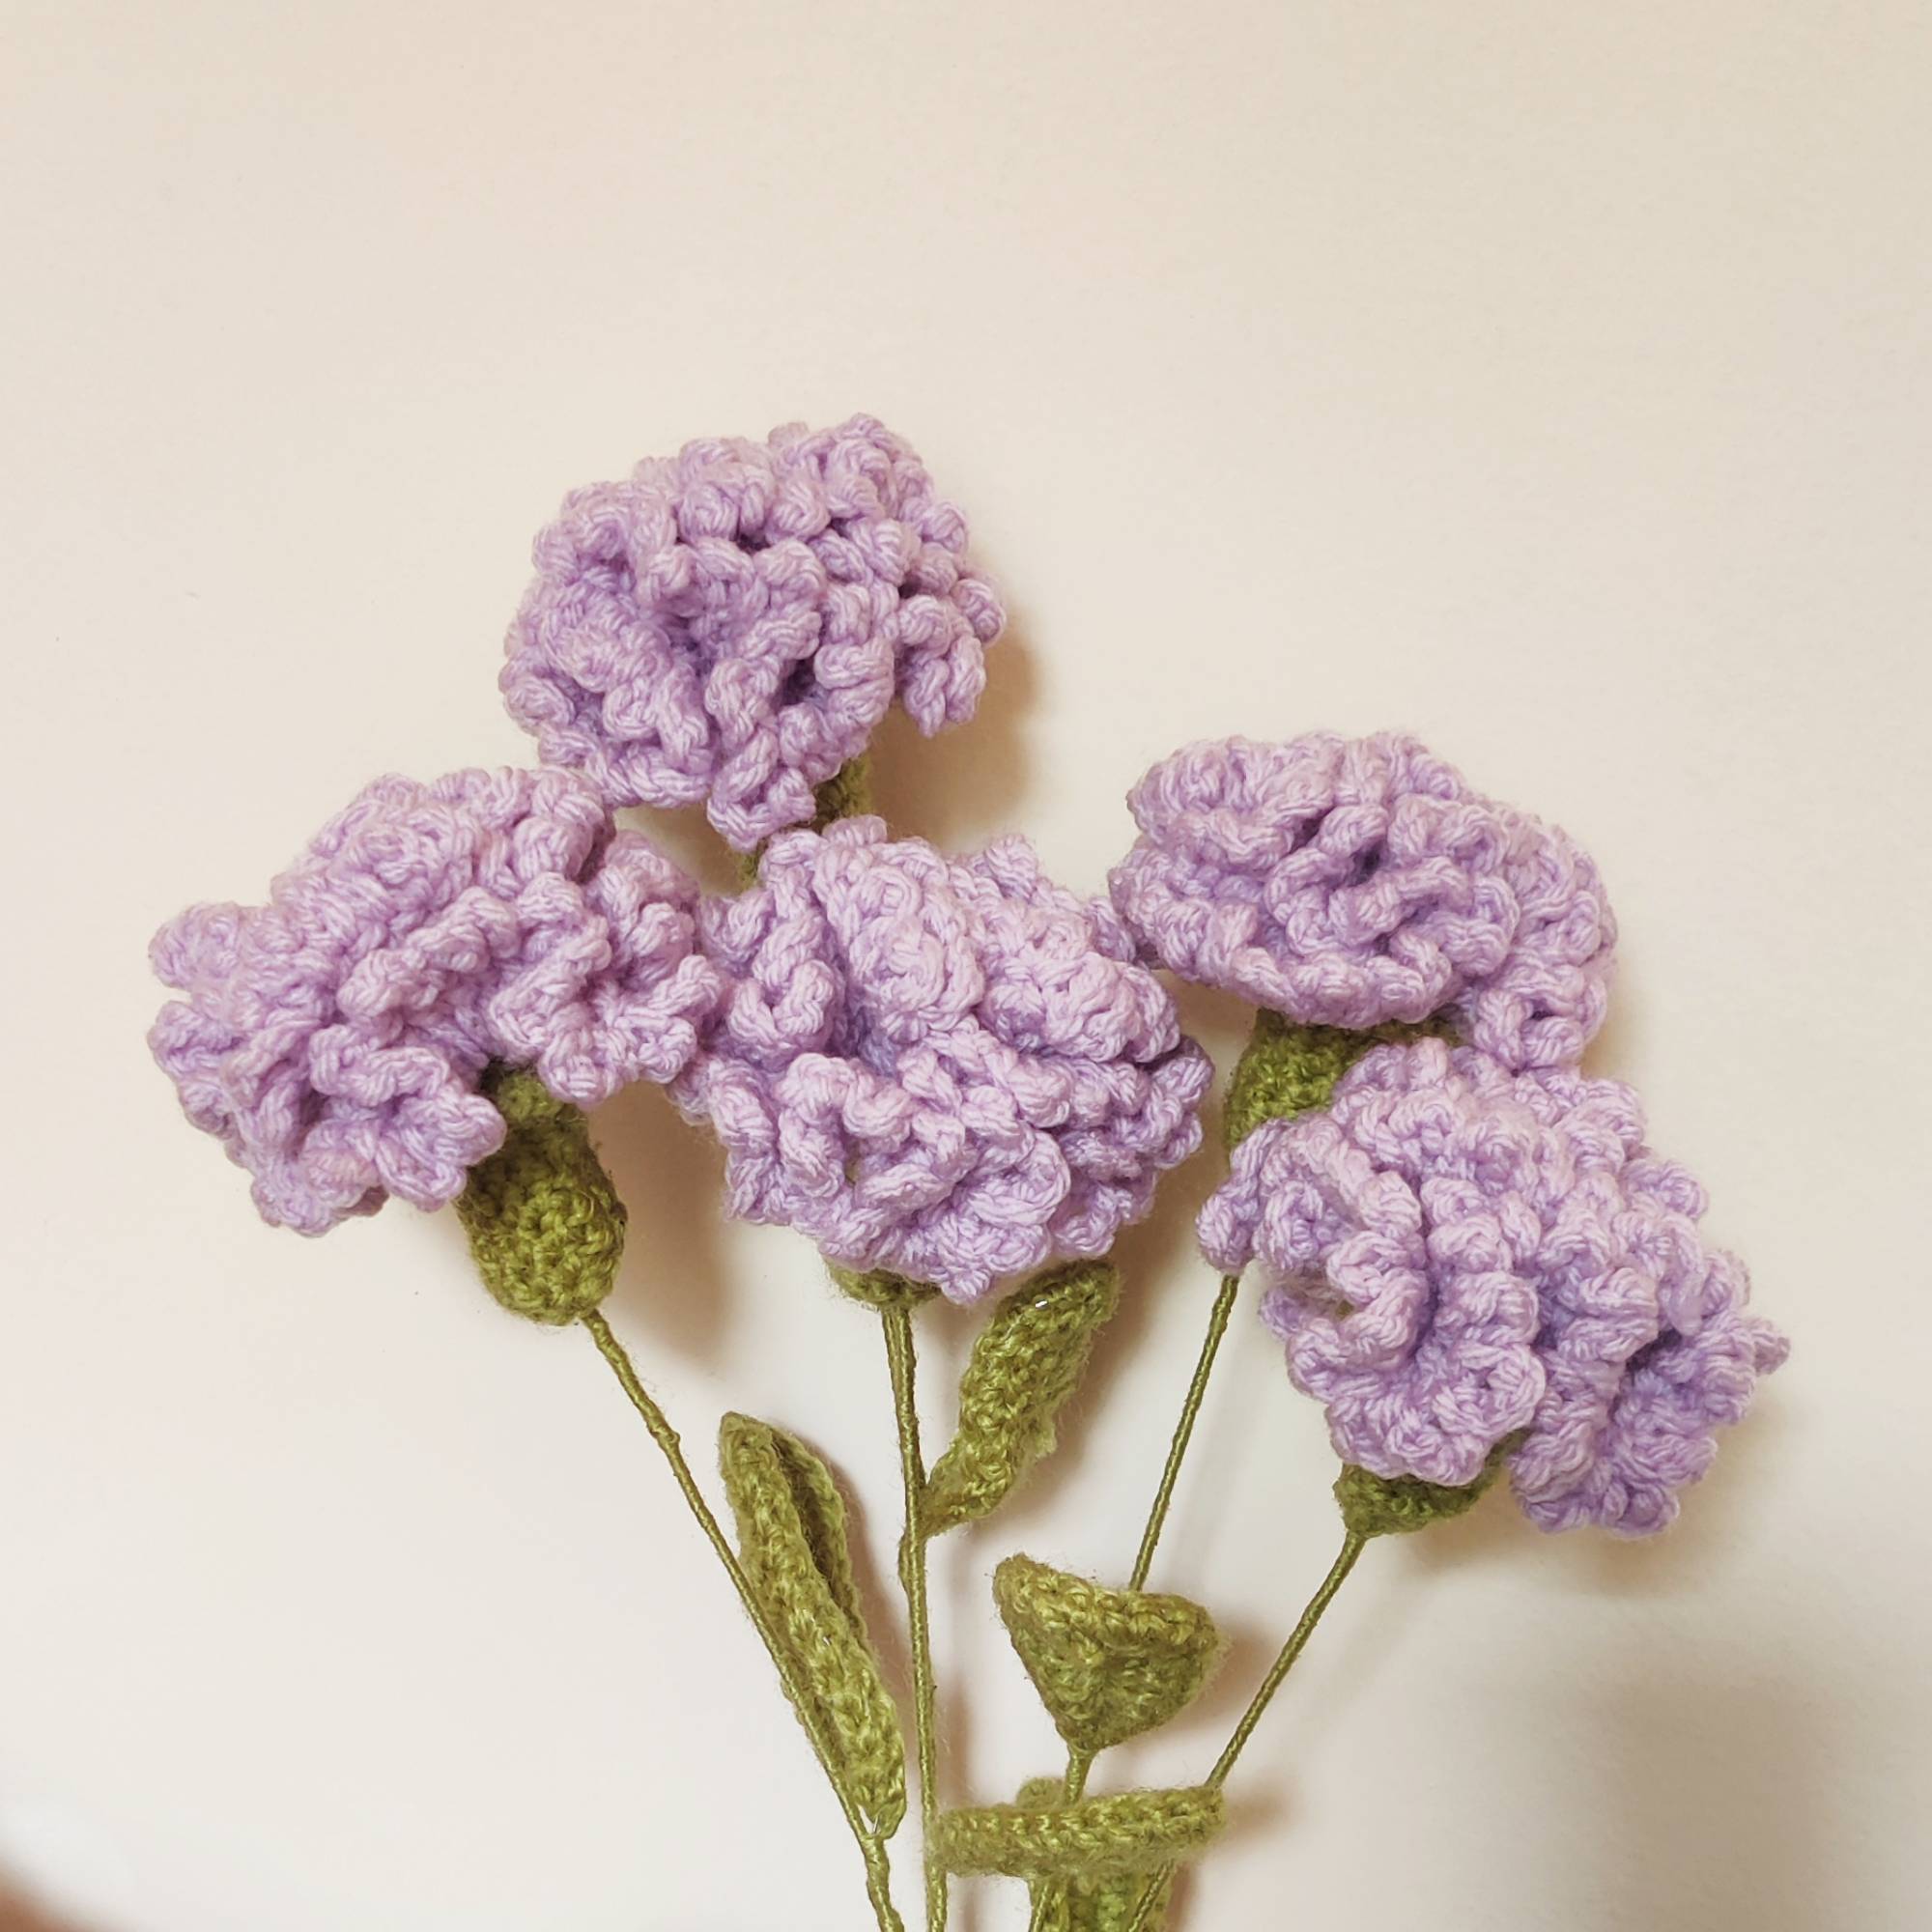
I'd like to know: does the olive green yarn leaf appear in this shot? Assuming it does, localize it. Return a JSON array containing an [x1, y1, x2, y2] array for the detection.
[[1222, 1009, 1453, 1150], [1334, 1434, 1516, 1539], [1015, 1781, 1172, 1932], [828, 1264, 940, 1310], [929, 1786, 1223, 1881], [719, 1413, 907, 1833], [994, 1556, 1225, 1754], [454, 1065, 625, 1324], [921, 1261, 1122, 1538]]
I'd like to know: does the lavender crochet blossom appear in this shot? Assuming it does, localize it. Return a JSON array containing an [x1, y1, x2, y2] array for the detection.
[[150, 768, 720, 1235], [676, 817, 1212, 1303], [1110, 734, 1615, 1070], [502, 415, 1006, 851], [1198, 1037, 1785, 1533]]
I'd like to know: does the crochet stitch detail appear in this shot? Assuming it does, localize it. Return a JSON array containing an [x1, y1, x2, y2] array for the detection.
[[148, 767, 719, 1232], [1222, 1009, 1452, 1150], [1017, 1781, 1173, 1932], [454, 1067, 626, 1323], [1200, 1037, 1787, 1531], [929, 1787, 1224, 1880], [1333, 1441, 1512, 1539], [503, 416, 1005, 851], [719, 1413, 907, 1833], [677, 818, 1212, 1302], [1110, 733, 1615, 1070], [923, 1262, 1121, 1534], [993, 1557, 1224, 1754]]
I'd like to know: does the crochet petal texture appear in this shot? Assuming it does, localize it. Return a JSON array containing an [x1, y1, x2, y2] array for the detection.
[[502, 415, 1006, 851], [676, 818, 1211, 1303], [150, 768, 721, 1232], [1111, 733, 1615, 1071], [1200, 1038, 1785, 1532]]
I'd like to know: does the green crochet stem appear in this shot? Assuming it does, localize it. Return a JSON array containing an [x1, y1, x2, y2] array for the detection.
[[1023, 1272, 1237, 1932], [1030, 1010, 1430, 1932], [1118, 1530, 1369, 1932], [582, 1309, 905, 1932], [883, 1301, 948, 1932]]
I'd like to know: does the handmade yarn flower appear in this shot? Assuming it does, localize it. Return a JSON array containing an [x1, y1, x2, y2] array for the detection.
[[1198, 1037, 1786, 1533], [502, 414, 1007, 851], [676, 817, 1212, 1302], [1110, 733, 1615, 1070], [149, 767, 720, 1234]]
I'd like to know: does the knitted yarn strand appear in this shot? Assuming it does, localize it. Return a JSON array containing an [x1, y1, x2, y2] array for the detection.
[[582, 1310, 905, 1932], [883, 1301, 948, 1932], [1119, 1531, 1369, 1932]]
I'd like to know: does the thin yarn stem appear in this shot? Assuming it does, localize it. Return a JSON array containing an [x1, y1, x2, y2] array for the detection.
[[883, 1302, 948, 1932], [1119, 1531, 1370, 1932], [1024, 1272, 1240, 1932], [582, 1309, 905, 1932], [1128, 1274, 1240, 1593]]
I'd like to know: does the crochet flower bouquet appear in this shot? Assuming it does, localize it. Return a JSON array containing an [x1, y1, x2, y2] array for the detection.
[[150, 417, 1786, 1930]]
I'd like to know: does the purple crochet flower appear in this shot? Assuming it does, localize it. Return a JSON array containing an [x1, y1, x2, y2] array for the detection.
[[675, 817, 1212, 1303], [1198, 1037, 1785, 1533], [1110, 734, 1616, 1070], [150, 767, 720, 1235], [502, 415, 1006, 851]]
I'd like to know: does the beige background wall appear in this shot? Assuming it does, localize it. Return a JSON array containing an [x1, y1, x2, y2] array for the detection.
[[4, 4, 1928, 1927]]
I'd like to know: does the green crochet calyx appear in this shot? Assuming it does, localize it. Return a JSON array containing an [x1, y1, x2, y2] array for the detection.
[[455, 1065, 625, 1324]]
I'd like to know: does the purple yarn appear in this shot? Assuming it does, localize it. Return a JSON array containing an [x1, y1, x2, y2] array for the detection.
[[1198, 1037, 1785, 1533], [502, 415, 1006, 851], [150, 768, 720, 1234], [1110, 734, 1616, 1070], [675, 817, 1212, 1303]]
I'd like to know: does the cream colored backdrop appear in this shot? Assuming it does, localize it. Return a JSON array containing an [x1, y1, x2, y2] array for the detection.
[[4, 4, 1927, 1928]]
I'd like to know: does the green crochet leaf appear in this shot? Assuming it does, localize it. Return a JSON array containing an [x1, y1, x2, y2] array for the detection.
[[994, 1556, 1225, 1753], [921, 1260, 1121, 1537], [1222, 1009, 1451, 1149], [718, 1413, 906, 1833], [1334, 1435, 1515, 1539], [455, 1065, 625, 1324], [1016, 1780, 1173, 1932], [929, 1785, 1223, 1880]]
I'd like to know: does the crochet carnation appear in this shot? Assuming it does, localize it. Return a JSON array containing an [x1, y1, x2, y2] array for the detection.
[[1110, 734, 1615, 1070], [502, 415, 1006, 851], [150, 767, 720, 1234], [676, 817, 1212, 1302], [1198, 1037, 1785, 1533]]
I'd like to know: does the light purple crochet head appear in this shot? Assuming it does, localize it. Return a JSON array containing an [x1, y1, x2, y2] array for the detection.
[[150, 767, 721, 1235], [502, 415, 1006, 851], [676, 817, 1212, 1303], [1110, 734, 1616, 1070], [1198, 1037, 1785, 1533]]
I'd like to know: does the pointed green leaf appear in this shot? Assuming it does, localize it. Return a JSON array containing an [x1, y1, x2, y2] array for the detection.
[[719, 1413, 906, 1833], [994, 1556, 1224, 1753], [921, 1261, 1120, 1536], [929, 1785, 1223, 1880]]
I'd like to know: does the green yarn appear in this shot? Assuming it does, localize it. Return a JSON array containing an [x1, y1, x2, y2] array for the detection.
[[1334, 1436, 1515, 1540], [1221, 1009, 1451, 1150], [994, 1557, 1224, 1756], [922, 1261, 1121, 1537], [738, 755, 874, 883], [830, 1264, 940, 1310], [929, 1787, 1224, 1882], [1016, 1781, 1173, 1932], [455, 1066, 625, 1323], [718, 1413, 907, 1834]]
